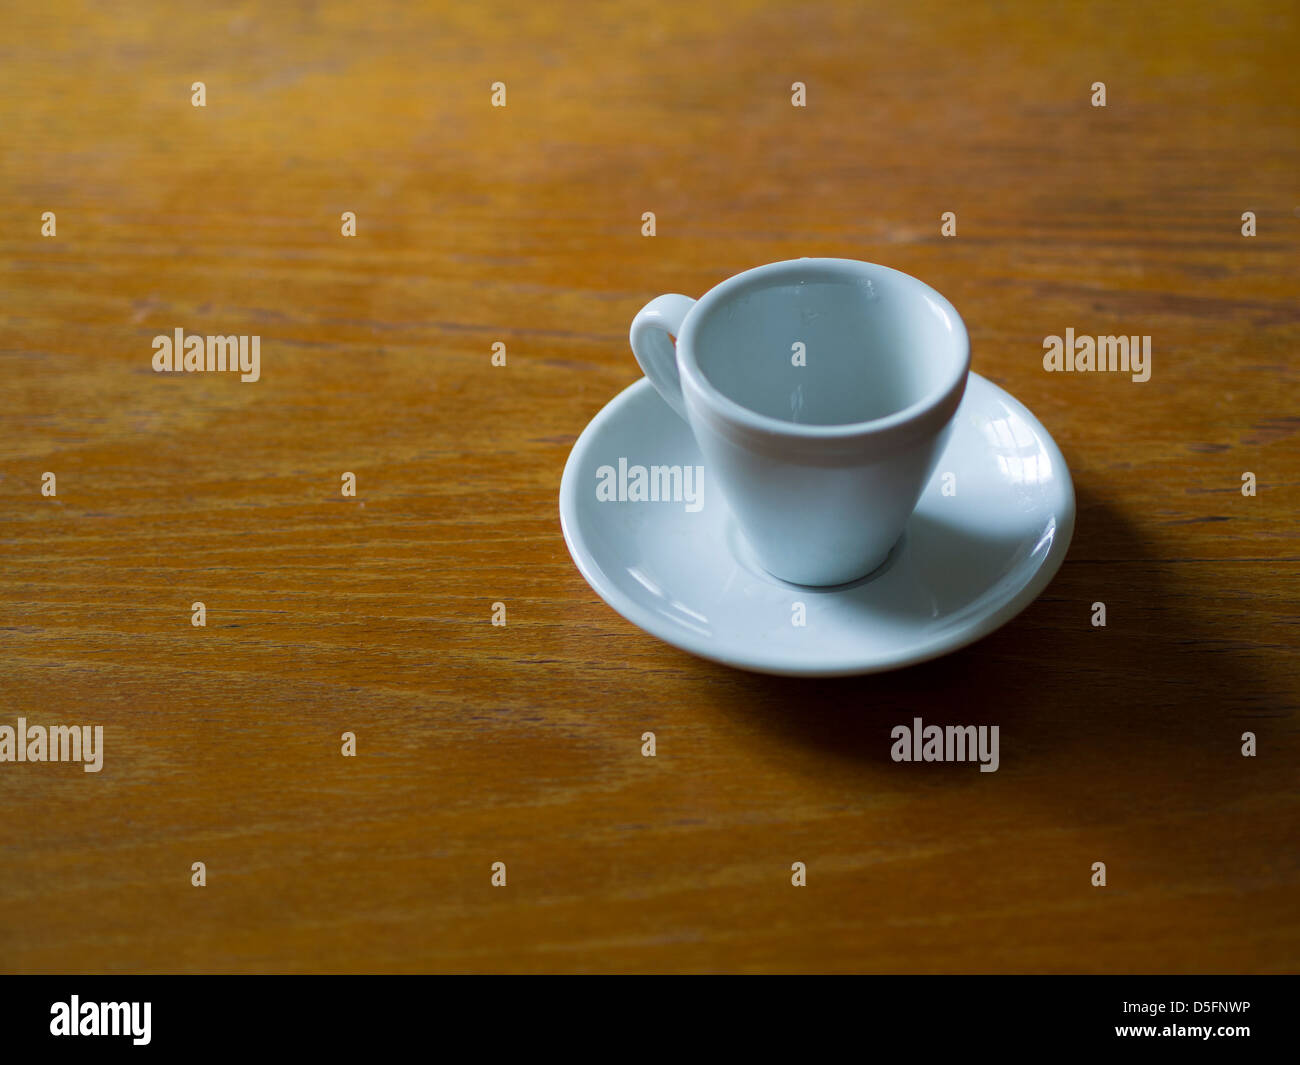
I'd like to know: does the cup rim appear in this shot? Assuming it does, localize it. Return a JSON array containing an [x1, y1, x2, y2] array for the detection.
[[675, 257, 970, 441]]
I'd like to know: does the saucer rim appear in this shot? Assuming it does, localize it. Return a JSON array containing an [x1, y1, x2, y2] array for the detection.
[[559, 373, 1076, 677]]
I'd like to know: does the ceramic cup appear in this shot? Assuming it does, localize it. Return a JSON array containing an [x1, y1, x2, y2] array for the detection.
[[629, 257, 970, 586]]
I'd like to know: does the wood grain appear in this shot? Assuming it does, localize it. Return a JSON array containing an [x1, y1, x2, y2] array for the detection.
[[0, 0, 1296, 973]]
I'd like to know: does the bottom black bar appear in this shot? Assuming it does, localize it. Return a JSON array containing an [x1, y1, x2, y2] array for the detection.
[[1, 975, 1289, 1054]]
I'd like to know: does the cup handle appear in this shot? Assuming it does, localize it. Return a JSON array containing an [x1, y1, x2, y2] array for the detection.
[[629, 294, 695, 422]]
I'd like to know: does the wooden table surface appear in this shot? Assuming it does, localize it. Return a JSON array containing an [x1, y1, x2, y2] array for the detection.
[[1, 0, 1296, 974]]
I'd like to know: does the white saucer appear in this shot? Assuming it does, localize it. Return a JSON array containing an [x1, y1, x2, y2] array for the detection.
[[559, 374, 1075, 676]]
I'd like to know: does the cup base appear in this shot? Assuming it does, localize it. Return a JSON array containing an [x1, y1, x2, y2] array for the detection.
[[726, 519, 905, 590]]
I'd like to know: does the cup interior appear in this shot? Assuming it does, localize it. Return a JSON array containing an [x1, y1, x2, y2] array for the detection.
[[689, 263, 965, 427]]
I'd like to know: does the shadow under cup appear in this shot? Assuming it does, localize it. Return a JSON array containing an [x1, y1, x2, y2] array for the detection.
[[678, 260, 970, 586]]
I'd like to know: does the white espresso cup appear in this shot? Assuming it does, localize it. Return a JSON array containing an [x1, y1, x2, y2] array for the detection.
[[629, 258, 970, 586]]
